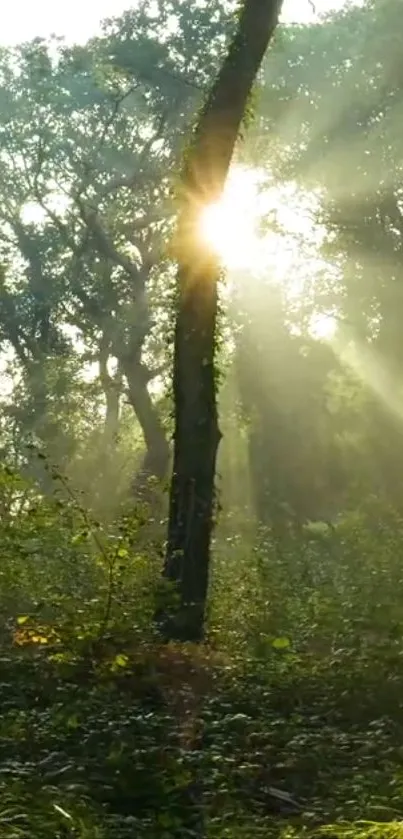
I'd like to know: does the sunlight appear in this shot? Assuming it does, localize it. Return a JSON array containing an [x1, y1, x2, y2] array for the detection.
[[199, 165, 324, 292], [199, 167, 267, 272], [309, 313, 338, 341], [199, 166, 305, 277], [20, 193, 71, 227], [0, 0, 356, 47], [332, 330, 403, 426]]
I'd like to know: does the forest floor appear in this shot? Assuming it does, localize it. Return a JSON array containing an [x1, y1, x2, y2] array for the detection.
[[1, 632, 403, 839]]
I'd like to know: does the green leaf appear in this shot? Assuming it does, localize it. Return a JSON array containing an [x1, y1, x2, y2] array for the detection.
[[113, 653, 129, 668], [157, 813, 177, 828], [16, 616, 29, 626], [53, 803, 73, 820], [71, 530, 88, 545], [272, 636, 291, 650], [117, 547, 128, 559]]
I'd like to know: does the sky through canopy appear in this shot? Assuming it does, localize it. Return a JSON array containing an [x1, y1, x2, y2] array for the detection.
[[1, 0, 357, 46]]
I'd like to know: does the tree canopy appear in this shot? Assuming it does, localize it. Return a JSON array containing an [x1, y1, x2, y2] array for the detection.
[[2, 2, 403, 837]]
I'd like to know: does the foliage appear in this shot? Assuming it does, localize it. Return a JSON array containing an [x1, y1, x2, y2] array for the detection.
[[1, 460, 403, 836], [0, 0, 235, 490], [2, 0, 403, 838]]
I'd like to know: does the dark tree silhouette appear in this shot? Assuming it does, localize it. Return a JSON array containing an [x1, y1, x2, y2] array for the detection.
[[161, 0, 284, 642]]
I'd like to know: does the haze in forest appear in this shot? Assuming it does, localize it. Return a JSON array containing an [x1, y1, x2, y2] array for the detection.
[[1, 1, 403, 836]]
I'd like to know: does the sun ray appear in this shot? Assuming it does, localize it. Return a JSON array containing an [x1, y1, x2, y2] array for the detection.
[[199, 164, 328, 306], [199, 167, 266, 272], [309, 313, 338, 341]]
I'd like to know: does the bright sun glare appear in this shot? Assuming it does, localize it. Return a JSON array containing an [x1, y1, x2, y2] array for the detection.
[[200, 168, 266, 273], [199, 165, 337, 341]]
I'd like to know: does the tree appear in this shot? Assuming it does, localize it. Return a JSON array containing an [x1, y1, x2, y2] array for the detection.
[[235, 0, 403, 517], [234, 283, 346, 536], [0, 2, 234, 494], [160, 0, 284, 643], [286, 0, 403, 510]]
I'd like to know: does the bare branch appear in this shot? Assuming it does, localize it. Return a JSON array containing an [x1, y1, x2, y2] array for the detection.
[[97, 83, 142, 152]]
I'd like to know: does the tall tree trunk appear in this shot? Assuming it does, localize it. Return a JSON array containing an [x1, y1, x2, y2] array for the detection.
[[99, 340, 121, 451], [123, 358, 170, 491], [160, 0, 284, 643]]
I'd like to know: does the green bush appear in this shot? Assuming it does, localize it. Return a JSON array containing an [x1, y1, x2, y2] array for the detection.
[[2, 474, 403, 837]]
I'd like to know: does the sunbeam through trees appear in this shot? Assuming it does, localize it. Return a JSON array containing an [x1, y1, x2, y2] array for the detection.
[[0, 1, 403, 838]]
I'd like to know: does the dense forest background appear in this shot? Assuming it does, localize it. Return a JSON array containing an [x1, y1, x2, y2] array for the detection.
[[1, 1, 403, 837]]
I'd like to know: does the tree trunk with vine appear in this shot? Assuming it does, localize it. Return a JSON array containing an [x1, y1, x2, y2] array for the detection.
[[160, 0, 284, 643]]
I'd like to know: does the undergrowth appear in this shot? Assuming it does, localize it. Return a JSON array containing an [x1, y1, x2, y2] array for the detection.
[[1, 467, 403, 838]]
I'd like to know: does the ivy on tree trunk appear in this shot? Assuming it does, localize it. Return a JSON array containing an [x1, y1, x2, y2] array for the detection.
[[160, 0, 284, 643]]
